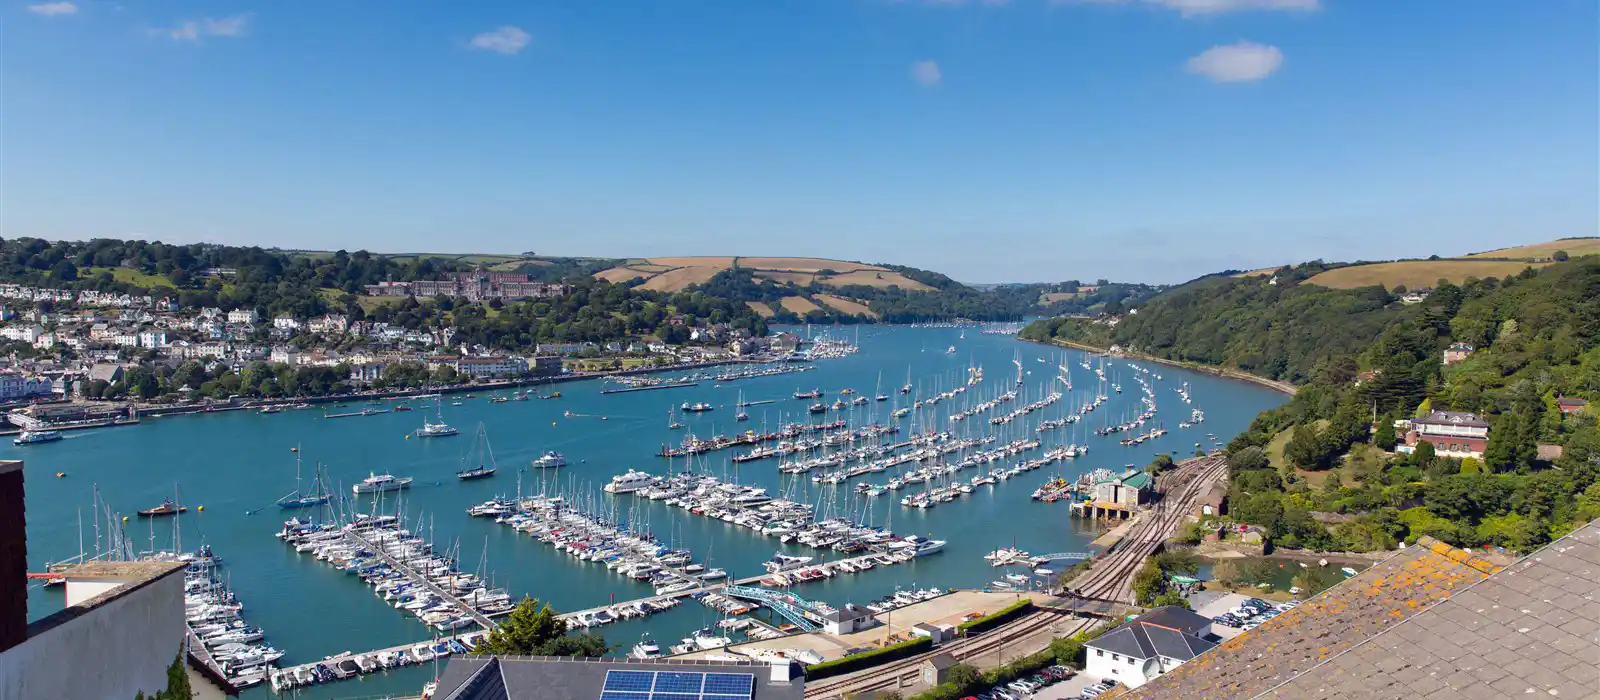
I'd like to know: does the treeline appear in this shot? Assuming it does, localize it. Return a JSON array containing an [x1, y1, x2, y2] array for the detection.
[[689, 268, 1146, 324], [1034, 259, 1600, 554], [441, 279, 768, 347], [84, 360, 363, 400], [0, 237, 468, 319]]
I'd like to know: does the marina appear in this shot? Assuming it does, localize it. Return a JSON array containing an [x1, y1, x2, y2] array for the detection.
[[15, 325, 1287, 697]]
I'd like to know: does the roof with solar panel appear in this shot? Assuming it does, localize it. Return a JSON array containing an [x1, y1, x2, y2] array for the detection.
[[432, 656, 805, 700]]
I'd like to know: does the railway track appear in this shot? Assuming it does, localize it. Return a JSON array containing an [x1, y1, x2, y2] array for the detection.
[[804, 453, 1229, 699]]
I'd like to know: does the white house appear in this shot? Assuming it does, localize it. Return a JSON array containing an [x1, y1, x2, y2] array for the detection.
[[139, 330, 168, 349], [0, 325, 44, 344], [1085, 607, 1218, 689], [453, 355, 528, 379], [270, 347, 302, 366], [272, 315, 301, 331], [112, 333, 140, 348], [308, 314, 348, 335], [226, 308, 259, 324]]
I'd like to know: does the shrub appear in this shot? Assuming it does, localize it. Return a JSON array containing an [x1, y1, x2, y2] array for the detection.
[[956, 599, 1035, 635], [805, 636, 932, 680]]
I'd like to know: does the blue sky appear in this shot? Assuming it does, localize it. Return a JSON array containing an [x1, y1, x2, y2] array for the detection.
[[3, 1, 1596, 283]]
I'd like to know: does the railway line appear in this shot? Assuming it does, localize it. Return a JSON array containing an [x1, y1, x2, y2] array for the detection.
[[803, 454, 1230, 699]]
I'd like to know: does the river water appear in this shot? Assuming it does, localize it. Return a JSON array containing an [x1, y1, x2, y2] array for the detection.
[[13, 326, 1285, 697]]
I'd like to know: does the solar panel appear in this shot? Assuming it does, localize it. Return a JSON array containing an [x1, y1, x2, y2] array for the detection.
[[703, 674, 755, 696], [603, 671, 655, 693], [654, 672, 705, 694], [600, 670, 756, 700]]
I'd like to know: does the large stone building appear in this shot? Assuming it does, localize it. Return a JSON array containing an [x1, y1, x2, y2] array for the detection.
[[366, 272, 570, 302]]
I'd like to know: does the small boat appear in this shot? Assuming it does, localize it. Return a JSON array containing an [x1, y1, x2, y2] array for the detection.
[[138, 499, 187, 517], [1341, 566, 1358, 577], [352, 473, 413, 494], [393, 404, 413, 412], [793, 389, 823, 400], [12, 430, 62, 446], [807, 402, 826, 414], [680, 402, 713, 413], [258, 405, 283, 415]]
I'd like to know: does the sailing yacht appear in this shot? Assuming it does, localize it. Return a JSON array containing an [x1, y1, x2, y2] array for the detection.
[[276, 451, 330, 509], [456, 424, 498, 480], [735, 391, 749, 422], [415, 403, 458, 438]]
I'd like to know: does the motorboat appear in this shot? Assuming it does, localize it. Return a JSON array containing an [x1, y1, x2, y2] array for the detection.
[[532, 451, 567, 469], [603, 470, 656, 494], [893, 535, 946, 557], [762, 553, 813, 573], [415, 420, 458, 438], [352, 473, 413, 494], [630, 634, 663, 659], [12, 430, 62, 446], [138, 499, 187, 517], [680, 402, 713, 413]]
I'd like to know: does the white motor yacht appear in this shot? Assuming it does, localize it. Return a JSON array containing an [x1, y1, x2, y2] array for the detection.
[[352, 473, 414, 494], [630, 634, 663, 659], [603, 469, 656, 494], [532, 451, 567, 468]]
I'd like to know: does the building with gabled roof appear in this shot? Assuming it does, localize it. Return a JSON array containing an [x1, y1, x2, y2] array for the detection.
[[1085, 606, 1219, 689]]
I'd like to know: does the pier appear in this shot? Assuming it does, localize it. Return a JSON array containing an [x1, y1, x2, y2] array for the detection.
[[267, 551, 890, 692], [341, 528, 498, 631]]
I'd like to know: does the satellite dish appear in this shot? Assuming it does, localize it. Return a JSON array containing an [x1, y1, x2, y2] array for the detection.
[[1142, 657, 1162, 677]]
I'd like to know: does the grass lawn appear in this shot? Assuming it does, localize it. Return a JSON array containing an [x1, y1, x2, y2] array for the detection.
[[83, 267, 175, 289]]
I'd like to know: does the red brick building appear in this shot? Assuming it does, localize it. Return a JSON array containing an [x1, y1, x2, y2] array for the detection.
[[1400, 411, 1490, 459]]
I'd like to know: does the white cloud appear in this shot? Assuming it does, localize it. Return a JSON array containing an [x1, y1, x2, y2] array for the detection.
[[26, 2, 77, 16], [153, 14, 251, 41], [470, 26, 531, 54], [1185, 41, 1283, 82], [911, 60, 943, 86], [1056, 0, 1319, 17]]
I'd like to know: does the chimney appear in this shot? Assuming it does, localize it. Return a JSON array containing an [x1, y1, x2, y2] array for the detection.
[[768, 659, 803, 685], [0, 460, 25, 654]]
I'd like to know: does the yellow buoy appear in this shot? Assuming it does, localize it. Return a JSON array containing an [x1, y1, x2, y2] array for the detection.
[[121, 516, 129, 522], [197, 505, 204, 512]]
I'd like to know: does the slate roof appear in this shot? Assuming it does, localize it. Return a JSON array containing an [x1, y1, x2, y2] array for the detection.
[[433, 655, 805, 700], [1118, 524, 1600, 700], [1414, 411, 1490, 429], [1088, 606, 1219, 662]]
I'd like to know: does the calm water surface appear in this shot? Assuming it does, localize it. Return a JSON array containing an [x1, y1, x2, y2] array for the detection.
[[15, 326, 1285, 697]]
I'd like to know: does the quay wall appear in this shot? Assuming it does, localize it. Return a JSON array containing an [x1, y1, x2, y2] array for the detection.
[[2, 573, 185, 700]]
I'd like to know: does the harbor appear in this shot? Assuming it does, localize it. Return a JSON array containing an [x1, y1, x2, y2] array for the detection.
[[15, 325, 1288, 697]]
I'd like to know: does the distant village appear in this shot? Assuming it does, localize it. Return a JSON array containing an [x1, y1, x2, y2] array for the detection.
[[0, 274, 799, 406]]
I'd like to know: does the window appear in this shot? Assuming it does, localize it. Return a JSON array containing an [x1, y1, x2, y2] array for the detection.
[[1128, 657, 1135, 665], [1112, 654, 1120, 661], [1097, 650, 1104, 657]]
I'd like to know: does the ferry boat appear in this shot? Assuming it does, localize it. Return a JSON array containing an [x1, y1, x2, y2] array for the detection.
[[138, 499, 187, 517], [352, 473, 413, 494], [793, 389, 823, 400], [603, 470, 656, 494], [532, 451, 567, 469], [12, 430, 62, 446]]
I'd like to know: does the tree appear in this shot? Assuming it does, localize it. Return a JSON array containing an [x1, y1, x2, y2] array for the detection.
[[1372, 413, 1397, 450], [50, 259, 78, 281], [1552, 250, 1569, 262], [473, 597, 607, 657], [1144, 453, 1175, 475]]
